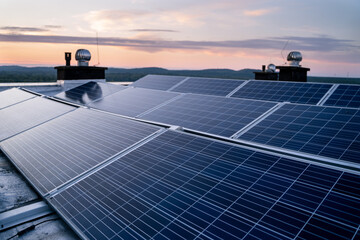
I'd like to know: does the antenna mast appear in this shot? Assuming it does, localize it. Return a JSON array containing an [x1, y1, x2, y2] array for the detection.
[[96, 32, 100, 66], [281, 40, 289, 64]]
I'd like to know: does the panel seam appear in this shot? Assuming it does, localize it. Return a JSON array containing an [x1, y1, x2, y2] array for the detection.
[[317, 84, 339, 106]]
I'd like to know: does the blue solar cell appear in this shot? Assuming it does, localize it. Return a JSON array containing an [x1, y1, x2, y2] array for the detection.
[[238, 104, 360, 164], [0, 88, 35, 109], [55, 81, 125, 105], [231, 80, 332, 104], [88, 87, 180, 117], [244, 225, 289, 240], [49, 130, 360, 240], [324, 84, 360, 108], [141, 94, 277, 137], [170, 77, 244, 96], [259, 202, 311, 238], [0, 108, 160, 195], [0, 97, 75, 141], [131, 75, 187, 91], [297, 215, 358, 240], [279, 181, 328, 212], [333, 172, 360, 199], [316, 192, 360, 228]]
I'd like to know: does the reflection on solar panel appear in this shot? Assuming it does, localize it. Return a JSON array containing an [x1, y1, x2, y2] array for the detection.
[[170, 77, 244, 96], [141, 94, 277, 137], [0, 97, 75, 141], [0, 109, 161, 195], [324, 84, 360, 108], [231, 80, 332, 104], [238, 104, 360, 164], [131, 75, 187, 91], [55, 81, 126, 105], [0, 88, 35, 109], [49, 130, 360, 240], [88, 88, 180, 117]]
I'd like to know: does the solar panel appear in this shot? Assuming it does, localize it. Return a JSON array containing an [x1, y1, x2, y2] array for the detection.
[[55, 81, 126, 105], [141, 94, 277, 137], [170, 77, 244, 96], [237, 104, 360, 164], [0, 97, 75, 141], [324, 84, 360, 108], [49, 130, 360, 240], [0, 88, 36, 109], [231, 80, 332, 104], [88, 88, 180, 117], [131, 75, 187, 91], [0, 108, 161, 195]]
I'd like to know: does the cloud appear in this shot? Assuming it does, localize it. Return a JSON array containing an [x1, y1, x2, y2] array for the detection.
[[0, 25, 63, 33], [243, 8, 274, 17], [131, 29, 178, 33], [0, 33, 358, 62], [43, 25, 62, 29], [0, 26, 48, 32], [82, 9, 202, 32], [275, 36, 357, 51]]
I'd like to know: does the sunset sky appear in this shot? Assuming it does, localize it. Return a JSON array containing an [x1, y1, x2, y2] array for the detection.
[[0, 0, 359, 77]]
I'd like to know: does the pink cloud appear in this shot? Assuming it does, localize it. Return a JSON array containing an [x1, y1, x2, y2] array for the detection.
[[243, 8, 275, 17]]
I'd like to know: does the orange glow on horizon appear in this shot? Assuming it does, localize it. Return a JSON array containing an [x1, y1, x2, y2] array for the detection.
[[0, 42, 359, 78]]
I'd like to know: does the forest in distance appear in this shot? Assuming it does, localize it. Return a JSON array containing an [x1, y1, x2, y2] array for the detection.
[[0, 65, 359, 84]]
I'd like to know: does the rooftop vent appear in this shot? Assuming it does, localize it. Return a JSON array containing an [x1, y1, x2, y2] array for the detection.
[[254, 63, 278, 80], [65, 52, 71, 66], [75, 49, 91, 66], [287, 51, 302, 67], [267, 64, 276, 73]]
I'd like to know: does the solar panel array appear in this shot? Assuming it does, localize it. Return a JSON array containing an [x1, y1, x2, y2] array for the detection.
[[131, 75, 187, 91], [230, 80, 332, 104], [141, 94, 277, 137], [170, 77, 244, 96], [49, 131, 360, 240], [238, 104, 360, 164], [1, 108, 161, 195], [0, 97, 75, 141], [2, 75, 360, 240], [133, 75, 360, 108], [89, 88, 180, 117], [323, 84, 360, 108], [55, 81, 126, 105], [0, 88, 35, 109]]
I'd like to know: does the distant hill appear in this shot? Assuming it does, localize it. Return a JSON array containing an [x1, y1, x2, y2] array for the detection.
[[0, 66, 56, 82], [106, 67, 256, 82], [0, 65, 359, 84]]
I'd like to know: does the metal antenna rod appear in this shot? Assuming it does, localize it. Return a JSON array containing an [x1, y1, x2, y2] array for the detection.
[[281, 40, 289, 64], [96, 32, 100, 66]]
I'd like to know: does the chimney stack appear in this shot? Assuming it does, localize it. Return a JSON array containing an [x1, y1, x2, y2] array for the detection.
[[55, 49, 107, 89], [276, 51, 310, 82], [254, 64, 278, 81]]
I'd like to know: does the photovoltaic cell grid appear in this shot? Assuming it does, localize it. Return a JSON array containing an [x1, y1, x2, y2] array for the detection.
[[238, 104, 360, 164], [55, 81, 126, 105], [0, 97, 75, 141], [0, 108, 160, 195], [50, 130, 360, 240], [231, 80, 332, 104], [0, 88, 35, 109], [131, 75, 187, 91], [141, 94, 277, 137], [170, 77, 244, 96], [88, 88, 180, 117], [324, 84, 360, 108]]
